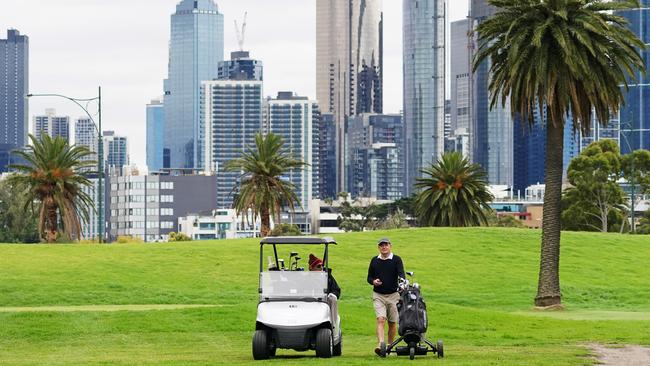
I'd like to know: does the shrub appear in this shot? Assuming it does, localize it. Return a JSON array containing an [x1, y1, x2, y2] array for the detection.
[[168, 232, 192, 242]]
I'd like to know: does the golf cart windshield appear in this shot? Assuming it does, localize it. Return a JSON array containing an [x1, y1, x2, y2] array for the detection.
[[260, 271, 328, 300]]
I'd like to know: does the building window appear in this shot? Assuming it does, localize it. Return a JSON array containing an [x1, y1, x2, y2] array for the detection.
[[161, 221, 174, 229], [161, 208, 174, 216], [161, 195, 174, 203]]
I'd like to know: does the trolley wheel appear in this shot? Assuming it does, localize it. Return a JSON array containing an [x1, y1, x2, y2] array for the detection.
[[409, 346, 415, 360], [437, 340, 444, 358]]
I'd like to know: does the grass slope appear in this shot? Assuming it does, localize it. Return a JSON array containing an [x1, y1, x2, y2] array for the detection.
[[0, 228, 649, 365]]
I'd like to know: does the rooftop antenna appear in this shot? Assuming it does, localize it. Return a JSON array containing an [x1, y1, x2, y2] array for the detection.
[[234, 11, 248, 51]]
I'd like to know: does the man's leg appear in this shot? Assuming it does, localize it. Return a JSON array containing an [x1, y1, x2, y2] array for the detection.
[[387, 321, 397, 344], [376, 316, 386, 344]]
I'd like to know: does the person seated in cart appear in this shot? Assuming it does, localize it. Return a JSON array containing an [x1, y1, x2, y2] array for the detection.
[[309, 254, 341, 332]]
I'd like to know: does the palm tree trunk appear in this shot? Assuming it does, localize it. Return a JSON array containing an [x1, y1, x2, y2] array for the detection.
[[535, 120, 563, 307], [45, 201, 58, 243], [260, 204, 271, 237]]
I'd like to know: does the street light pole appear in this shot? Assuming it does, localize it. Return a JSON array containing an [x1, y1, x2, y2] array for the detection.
[[620, 122, 636, 234], [26, 88, 104, 242]]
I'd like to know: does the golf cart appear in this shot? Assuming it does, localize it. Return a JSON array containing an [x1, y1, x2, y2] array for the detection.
[[252, 236, 342, 360]]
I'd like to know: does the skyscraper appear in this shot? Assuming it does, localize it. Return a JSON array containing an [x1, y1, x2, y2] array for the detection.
[[403, 0, 446, 195], [218, 51, 263, 81], [103, 131, 129, 170], [146, 98, 165, 172], [316, 0, 383, 192], [347, 114, 405, 200], [319, 114, 337, 200], [163, 0, 224, 169], [267, 92, 320, 211], [33, 109, 70, 143], [450, 19, 472, 158], [616, 1, 650, 153], [0, 29, 28, 173], [201, 79, 263, 208], [471, 0, 514, 185], [75, 117, 98, 169]]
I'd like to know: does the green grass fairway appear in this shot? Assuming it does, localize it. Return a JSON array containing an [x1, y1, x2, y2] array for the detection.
[[1, 228, 649, 365]]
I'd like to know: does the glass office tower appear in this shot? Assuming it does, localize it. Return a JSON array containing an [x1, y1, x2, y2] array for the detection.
[[316, 0, 383, 192], [163, 0, 224, 169], [617, 1, 650, 153], [0, 29, 28, 173], [147, 98, 165, 172], [403, 0, 445, 194]]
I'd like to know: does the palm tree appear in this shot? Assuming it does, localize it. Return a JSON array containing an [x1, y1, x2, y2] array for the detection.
[[473, 0, 645, 307], [8, 134, 96, 242], [225, 132, 307, 237], [415, 152, 494, 227]]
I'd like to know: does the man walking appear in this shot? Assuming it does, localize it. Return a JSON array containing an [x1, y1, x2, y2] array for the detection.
[[367, 237, 405, 356]]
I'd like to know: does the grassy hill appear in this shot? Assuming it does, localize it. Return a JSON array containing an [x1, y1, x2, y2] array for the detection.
[[1, 228, 649, 365]]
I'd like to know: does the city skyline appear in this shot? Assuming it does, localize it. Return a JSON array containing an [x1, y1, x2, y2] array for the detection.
[[0, 0, 470, 168]]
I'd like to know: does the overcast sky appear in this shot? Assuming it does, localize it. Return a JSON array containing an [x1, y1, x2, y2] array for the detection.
[[0, 0, 469, 167]]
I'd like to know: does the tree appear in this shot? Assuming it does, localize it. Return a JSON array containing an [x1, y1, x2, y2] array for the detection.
[[621, 149, 650, 231], [638, 210, 650, 235], [378, 208, 410, 230], [0, 180, 39, 243], [225, 133, 307, 237], [473, 0, 645, 307], [337, 199, 378, 232], [565, 140, 626, 233], [7, 134, 96, 242], [561, 187, 623, 232], [269, 224, 302, 237], [414, 152, 494, 227]]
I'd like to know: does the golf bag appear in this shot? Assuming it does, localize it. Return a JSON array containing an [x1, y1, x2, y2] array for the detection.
[[397, 285, 428, 336]]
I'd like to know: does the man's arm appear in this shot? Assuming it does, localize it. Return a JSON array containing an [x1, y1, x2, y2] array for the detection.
[[367, 258, 376, 285], [396, 256, 406, 280]]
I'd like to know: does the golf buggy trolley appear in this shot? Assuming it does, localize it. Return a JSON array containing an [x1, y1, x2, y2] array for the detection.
[[252, 237, 342, 360], [380, 272, 444, 360]]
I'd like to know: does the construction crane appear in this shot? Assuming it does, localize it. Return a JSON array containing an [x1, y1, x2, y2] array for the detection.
[[234, 12, 248, 51]]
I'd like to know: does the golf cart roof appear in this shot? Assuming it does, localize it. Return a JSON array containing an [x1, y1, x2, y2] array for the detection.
[[260, 236, 337, 245]]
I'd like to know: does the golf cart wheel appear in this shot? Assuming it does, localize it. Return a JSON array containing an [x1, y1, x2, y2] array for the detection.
[[437, 340, 444, 358], [333, 336, 342, 356], [252, 330, 270, 360], [409, 346, 415, 360], [380, 341, 387, 358], [315, 328, 333, 358]]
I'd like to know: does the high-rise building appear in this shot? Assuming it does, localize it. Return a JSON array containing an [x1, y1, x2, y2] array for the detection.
[[75, 117, 98, 165], [319, 114, 337, 199], [450, 19, 472, 158], [33, 109, 70, 143], [513, 113, 581, 193], [0, 29, 28, 173], [163, 0, 224, 169], [580, 114, 620, 151], [471, 0, 514, 185], [146, 98, 165, 172], [218, 51, 263, 81], [316, 0, 383, 191], [201, 79, 263, 208], [267, 92, 320, 211], [103, 131, 129, 169], [347, 114, 405, 200], [616, 2, 650, 153], [403, 0, 446, 195]]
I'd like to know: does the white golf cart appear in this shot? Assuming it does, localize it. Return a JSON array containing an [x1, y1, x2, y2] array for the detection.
[[252, 236, 342, 360]]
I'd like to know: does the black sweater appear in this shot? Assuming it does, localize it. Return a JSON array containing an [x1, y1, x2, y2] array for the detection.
[[367, 254, 405, 294]]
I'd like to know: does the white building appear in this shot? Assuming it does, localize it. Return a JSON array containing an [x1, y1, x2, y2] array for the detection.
[[178, 209, 260, 240]]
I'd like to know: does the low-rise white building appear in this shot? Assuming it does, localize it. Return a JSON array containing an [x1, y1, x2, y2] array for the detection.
[[178, 209, 260, 240]]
